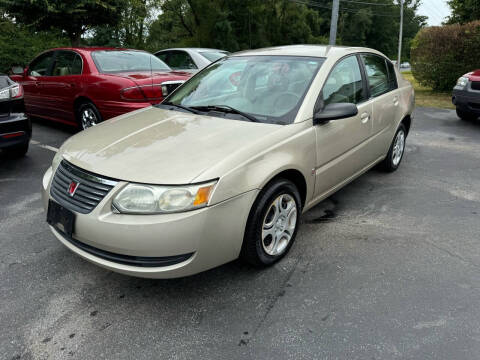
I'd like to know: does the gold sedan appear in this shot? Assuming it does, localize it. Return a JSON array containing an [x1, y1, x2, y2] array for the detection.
[[42, 45, 415, 278]]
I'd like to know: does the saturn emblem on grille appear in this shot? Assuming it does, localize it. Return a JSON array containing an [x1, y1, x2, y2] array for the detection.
[[68, 181, 80, 197]]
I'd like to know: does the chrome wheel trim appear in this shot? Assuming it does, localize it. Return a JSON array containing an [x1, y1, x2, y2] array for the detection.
[[81, 107, 98, 129], [261, 194, 297, 256], [392, 129, 405, 166]]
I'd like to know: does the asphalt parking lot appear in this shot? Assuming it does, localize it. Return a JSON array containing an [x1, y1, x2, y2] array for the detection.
[[1, 107, 479, 360]]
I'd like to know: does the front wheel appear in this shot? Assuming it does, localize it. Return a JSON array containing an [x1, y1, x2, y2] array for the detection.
[[241, 179, 301, 267], [76, 102, 102, 130], [379, 124, 406, 172]]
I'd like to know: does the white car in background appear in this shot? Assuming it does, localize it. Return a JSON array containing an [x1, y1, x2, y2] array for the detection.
[[155, 48, 230, 73]]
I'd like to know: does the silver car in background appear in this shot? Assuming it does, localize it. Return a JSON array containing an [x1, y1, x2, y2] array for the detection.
[[154, 48, 230, 73]]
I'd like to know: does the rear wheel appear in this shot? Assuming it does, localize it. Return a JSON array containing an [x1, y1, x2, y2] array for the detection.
[[456, 108, 477, 121], [379, 124, 406, 172], [241, 179, 301, 267], [76, 102, 102, 130]]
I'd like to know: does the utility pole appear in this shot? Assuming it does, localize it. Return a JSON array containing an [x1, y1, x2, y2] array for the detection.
[[329, 0, 340, 45], [397, 0, 404, 70]]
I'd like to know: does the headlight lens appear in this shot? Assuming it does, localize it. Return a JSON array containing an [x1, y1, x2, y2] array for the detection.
[[52, 152, 63, 170], [112, 181, 217, 214], [457, 76, 469, 87]]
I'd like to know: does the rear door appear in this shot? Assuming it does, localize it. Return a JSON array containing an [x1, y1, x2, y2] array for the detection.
[[23, 51, 55, 117], [314, 55, 375, 198], [360, 54, 400, 157], [40, 50, 84, 124]]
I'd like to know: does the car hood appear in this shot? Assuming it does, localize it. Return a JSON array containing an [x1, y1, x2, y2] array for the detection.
[[60, 107, 281, 184]]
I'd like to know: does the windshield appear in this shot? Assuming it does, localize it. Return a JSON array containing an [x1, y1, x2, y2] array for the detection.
[[164, 56, 324, 124], [200, 51, 229, 62], [92, 50, 171, 73]]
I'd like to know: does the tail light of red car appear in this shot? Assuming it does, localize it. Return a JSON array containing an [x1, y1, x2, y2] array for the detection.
[[120, 85, 163, 102]]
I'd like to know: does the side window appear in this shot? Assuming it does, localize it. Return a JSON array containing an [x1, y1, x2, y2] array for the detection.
[[323, 56, 366, 105], [361, 54, 390, 97], [386, 60, 398, 91], [156, 52, 168, 63], [29, 52, 55, 76], [168, 51, 197, 70], [52, 51, 83, 76]]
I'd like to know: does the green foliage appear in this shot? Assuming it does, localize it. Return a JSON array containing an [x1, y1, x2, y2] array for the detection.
[[144, 0, 423, 60], [411, 21, 480, 91], [0, 18, 69, 73], [0, 0, 125, 45], [447, 0, 480, 24]]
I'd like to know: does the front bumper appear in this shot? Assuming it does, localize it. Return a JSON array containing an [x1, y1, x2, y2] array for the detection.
[[42, 167, 258, 278], [452, 87, 480, 115], [0, 113, 31, 149]]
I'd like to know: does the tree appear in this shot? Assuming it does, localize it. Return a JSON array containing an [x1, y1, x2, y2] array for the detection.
[[0, 0, 125, 46], [447, 0, 480, 24]]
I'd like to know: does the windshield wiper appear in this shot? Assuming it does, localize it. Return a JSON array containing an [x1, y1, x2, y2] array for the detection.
[[191, 105, 259, 123], [161, 102, 201, 114]]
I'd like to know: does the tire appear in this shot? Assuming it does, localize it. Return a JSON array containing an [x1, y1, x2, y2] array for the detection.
[[241, 178, 302, 267], [4, 141, 29, 158], [76, 101, 102, 130], [456, 108, 477, 121], [379, 123, 407, 172]]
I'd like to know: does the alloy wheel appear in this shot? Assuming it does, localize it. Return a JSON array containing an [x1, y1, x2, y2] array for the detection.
[[392, 129, 405, 166], [81, 108, 98, 129], [261, 194, 298, 256]]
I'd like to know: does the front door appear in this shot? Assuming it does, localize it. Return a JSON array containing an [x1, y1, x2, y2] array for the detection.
[[40, 50, 84, 124], [22, 51, 55, 118], [313, 55, 375, 199]]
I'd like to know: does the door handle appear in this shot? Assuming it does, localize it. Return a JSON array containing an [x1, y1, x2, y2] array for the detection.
[[393, 96, 399, 106], [361, 112, 370, 123]]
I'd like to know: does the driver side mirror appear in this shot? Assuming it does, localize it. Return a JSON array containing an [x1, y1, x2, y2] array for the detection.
[[11, 66, 25, 76], [313, 103, 358, 125]]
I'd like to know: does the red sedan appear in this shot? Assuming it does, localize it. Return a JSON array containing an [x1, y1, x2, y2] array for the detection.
[[10, 47, 191, 129]]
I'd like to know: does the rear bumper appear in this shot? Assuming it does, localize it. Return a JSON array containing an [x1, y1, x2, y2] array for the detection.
[[0, 113, 31, 149], [452, 87, 480, 115]]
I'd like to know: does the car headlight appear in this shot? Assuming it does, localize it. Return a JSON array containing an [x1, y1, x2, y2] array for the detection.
[[52, 151, 63, 170], [112, 180, 217, 214], [457, 76, 469, 88]]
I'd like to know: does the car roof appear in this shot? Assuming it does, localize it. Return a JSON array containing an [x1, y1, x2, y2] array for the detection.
[[156, 48, 228, 53], [48, 47, 142, 52], [231, 44, 387, 60]]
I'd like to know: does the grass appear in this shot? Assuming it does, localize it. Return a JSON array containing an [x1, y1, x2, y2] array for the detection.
[[402, 71, 455, 110]]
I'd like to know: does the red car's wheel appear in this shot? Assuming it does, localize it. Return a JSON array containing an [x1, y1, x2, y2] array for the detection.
[[76, 102, 103, 130]]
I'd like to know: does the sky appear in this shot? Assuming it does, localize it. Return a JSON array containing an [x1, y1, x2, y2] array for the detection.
[[417, 0, 452, 26]]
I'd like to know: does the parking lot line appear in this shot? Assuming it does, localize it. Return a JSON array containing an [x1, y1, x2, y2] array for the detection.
[[31, 140, 58, 153]]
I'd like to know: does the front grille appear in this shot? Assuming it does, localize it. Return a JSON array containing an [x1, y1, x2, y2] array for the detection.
[[471, 81, 480, 91], [50, 160, 118, 214]]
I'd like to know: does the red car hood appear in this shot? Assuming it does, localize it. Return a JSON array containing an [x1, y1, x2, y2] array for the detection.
[[467, 70, 480, 82], [105, 71, 190, 86]]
